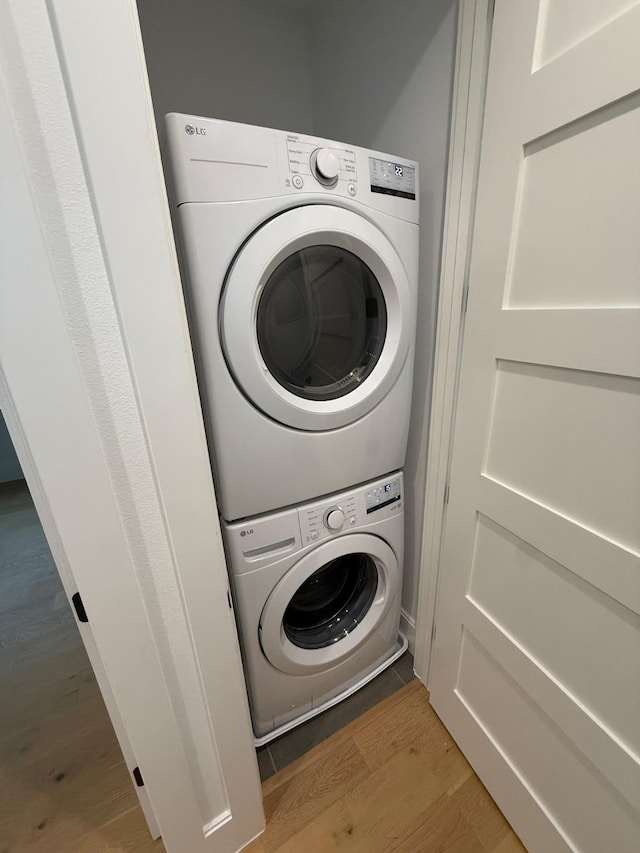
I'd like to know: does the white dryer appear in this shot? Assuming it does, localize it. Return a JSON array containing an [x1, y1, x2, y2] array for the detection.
[[164, 114, 419, 521], [223, 473, 406, 742]]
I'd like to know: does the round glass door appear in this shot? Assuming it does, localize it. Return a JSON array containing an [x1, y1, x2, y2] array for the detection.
[[257, 247, 387, 401], [221, 205, 413, 431], [283, 553, 378, 649], [259, 532, 399, 675]]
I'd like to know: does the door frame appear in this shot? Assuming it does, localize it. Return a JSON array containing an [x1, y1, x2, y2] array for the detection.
[[0, 363, 159, 839], [414, 0, 494, 684], [0, 1, 263, 851]]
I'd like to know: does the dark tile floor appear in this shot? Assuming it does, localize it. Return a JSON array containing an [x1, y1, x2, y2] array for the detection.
[[256, 651, 415, 781]]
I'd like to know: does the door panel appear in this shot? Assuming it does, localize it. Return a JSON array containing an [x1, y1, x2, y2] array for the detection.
[[507, 98, 640, 309], [485, 362, 640, 551], [535, 0, 637, 67], [456, 632, 640, 852], [430, 1, 640, 850], [468, 516, 640, 756]]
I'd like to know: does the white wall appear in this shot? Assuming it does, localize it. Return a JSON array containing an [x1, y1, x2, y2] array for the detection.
[[137, 0, 315, 135], [311, 0, 458, 627]]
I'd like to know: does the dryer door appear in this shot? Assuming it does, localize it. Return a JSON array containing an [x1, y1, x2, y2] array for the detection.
[[221, 205, 412, 431], [259, 533, 399, 675]]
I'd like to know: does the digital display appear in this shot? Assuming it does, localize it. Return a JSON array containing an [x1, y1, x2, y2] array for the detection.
[[369, 157, 416, 200], [366, 478, 402, 514]]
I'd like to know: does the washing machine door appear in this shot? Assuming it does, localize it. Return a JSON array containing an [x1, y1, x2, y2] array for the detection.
[[220, 205, 412, 431], [259, 533, 399, 675]]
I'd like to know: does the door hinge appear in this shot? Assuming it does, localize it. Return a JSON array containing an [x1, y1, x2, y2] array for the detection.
[[71, 592, 88, 623], [133, 766, 144, 787], [227, 589, 232, 609], [443, 483, 450, 506]]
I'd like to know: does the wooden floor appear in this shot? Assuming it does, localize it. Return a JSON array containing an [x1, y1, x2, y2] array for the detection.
[[0, 480, 161, 852], [248, 680, 525, 853], [1, 480, 524, 852]]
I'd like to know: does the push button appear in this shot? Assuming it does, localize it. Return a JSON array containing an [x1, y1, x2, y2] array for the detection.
[[292, 174, 304, 189], [347, 182, 357, 196]]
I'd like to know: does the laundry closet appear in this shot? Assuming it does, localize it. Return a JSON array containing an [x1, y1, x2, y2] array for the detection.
[[136, 0, 457, 664], [6, 1, 636, 850]]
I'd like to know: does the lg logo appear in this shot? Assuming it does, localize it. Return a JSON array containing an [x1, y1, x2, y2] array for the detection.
[[240, 528, 254, 538], [185, 124, 206, 136]]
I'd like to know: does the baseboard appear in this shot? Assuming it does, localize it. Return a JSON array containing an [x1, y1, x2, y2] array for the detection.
[[400, 608, 416, 655]]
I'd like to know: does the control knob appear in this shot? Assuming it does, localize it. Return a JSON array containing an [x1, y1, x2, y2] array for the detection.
[[323, 506, 345, 531], [310, 148, 340, 187]]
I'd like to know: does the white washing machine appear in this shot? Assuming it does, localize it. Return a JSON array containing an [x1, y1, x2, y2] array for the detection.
[[223, 473, 406, 743], [164, 114, 419, 521]]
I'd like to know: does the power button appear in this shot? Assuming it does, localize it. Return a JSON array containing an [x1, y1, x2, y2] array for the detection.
[[292, 174, 304, 190]]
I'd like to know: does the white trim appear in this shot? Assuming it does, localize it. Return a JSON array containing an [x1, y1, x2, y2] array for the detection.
[[414, 0, 494, 683], [0, 1, 263, 850], [400, 607, 416, 655], [203, 810, 232, 839]]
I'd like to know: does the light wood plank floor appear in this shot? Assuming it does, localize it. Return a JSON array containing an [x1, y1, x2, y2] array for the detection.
[[248, 680, 525, 853], [0, 480, 162, 852], [2, 480, 525, 852]]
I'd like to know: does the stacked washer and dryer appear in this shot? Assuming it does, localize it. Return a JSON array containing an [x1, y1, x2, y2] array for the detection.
[[165, 114, 419, 743]]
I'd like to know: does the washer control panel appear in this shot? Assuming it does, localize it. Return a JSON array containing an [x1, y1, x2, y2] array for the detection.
[[366, 477, 402, 514], [298, 472, 403, 547], [299, 493, 358, 546], [324, 506, 345, 530]]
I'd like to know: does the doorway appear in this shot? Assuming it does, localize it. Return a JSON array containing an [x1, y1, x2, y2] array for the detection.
[[0, 428, 160, 851]]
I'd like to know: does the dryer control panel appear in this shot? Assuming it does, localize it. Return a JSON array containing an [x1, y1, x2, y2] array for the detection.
[[287, 134, 358, 182], [163, 113, 418, 224]]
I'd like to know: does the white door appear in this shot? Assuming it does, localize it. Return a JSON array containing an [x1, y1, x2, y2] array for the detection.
[[222, 205, 412, 431], [430, 2, 640, 851]]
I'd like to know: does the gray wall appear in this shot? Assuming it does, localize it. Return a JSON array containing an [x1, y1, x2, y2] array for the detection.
[[137, 0, 458, 630], [311, 0, 458, 626], [0, 410, 23, 482], [137, 0, 315, 135]]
